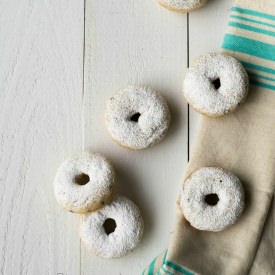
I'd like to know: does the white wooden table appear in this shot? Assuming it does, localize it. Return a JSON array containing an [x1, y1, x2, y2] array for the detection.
[[0, 1, 231, 274]]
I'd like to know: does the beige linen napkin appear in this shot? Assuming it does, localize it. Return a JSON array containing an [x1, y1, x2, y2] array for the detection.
[[143, 0, 275, 274]]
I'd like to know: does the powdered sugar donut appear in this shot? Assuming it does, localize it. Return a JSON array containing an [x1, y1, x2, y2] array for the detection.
[[105, 86, 170, 150], [54, 152, 116, 213], [180, 167, 245, 232], [158, 0, 207, 12], [79, 195, 144, 258], [183, 53, 249, 117]]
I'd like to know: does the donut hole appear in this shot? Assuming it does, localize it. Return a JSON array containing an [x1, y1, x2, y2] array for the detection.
[[74, 173, 90, 185], [130, 112, 141, 122], [212, 78, 221, 90], [205, 193, 219, 206], [103, 218, 117, 235]]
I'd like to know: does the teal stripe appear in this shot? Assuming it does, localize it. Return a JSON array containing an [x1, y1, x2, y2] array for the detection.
[[232, 6, 275, 21], [161, 266, 174, 275], [230, 15, 275, 29], [222, 34, 275, 61], [163, 250, 168, 263], [165, 261, 193, 275], [148, 258, 157, 275], [228, 21, 275, 37], [249, 72, 275, 82], [156, 250, 168, 274], [240, 61, 275, 75], [250, 79, 275, 90], [145, 250, 167, 275]]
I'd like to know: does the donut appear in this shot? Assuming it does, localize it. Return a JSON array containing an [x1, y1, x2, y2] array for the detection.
[[54, 152, 116, 213], [183, 53, 249, 117], [180, 167, 245, 232], [157, 0, 207, 12], [105, 86, 170, 150], [79, 195, 144, 258]]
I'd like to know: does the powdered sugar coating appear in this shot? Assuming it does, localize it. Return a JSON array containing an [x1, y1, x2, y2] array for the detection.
[[158, 0, 207, 12], [79, 195, 144, 258], [180, 167, 245, 232], [183, 53, 249, 117], [54, 152, 116, 213], [105, 86, 170, 150]]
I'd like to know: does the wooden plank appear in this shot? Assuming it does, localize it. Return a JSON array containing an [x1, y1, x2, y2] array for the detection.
[[83, 0, 188, 273], [0, 1, 84, 274], [188, 0, 232, 150]]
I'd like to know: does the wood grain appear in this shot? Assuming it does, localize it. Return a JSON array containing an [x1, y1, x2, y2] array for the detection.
[[0, 1, 84, 274], [0, 0, 233, 274], [83, 0, 188, 274]]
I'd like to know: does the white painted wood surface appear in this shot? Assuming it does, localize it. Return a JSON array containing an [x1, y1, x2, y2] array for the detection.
[[0, 0, 83, 274], [189, 0, 232, 147], [0, 0, 230, 274], [83, 1, 187, 274]]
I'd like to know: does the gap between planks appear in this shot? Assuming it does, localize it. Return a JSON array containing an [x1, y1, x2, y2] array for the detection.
[[81, 1, 87, 274]]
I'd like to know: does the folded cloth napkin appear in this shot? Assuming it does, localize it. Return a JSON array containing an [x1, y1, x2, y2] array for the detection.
[[143, 0, 275, 274]]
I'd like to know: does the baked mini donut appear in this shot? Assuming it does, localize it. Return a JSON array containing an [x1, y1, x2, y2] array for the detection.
[[180, 167, 245, 232], [105, 86, 170, 150], [158, 0, 207, 12], [54, 152, 116, 213], [79, 195, 144, 258], [183, 53, 249, 117]]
